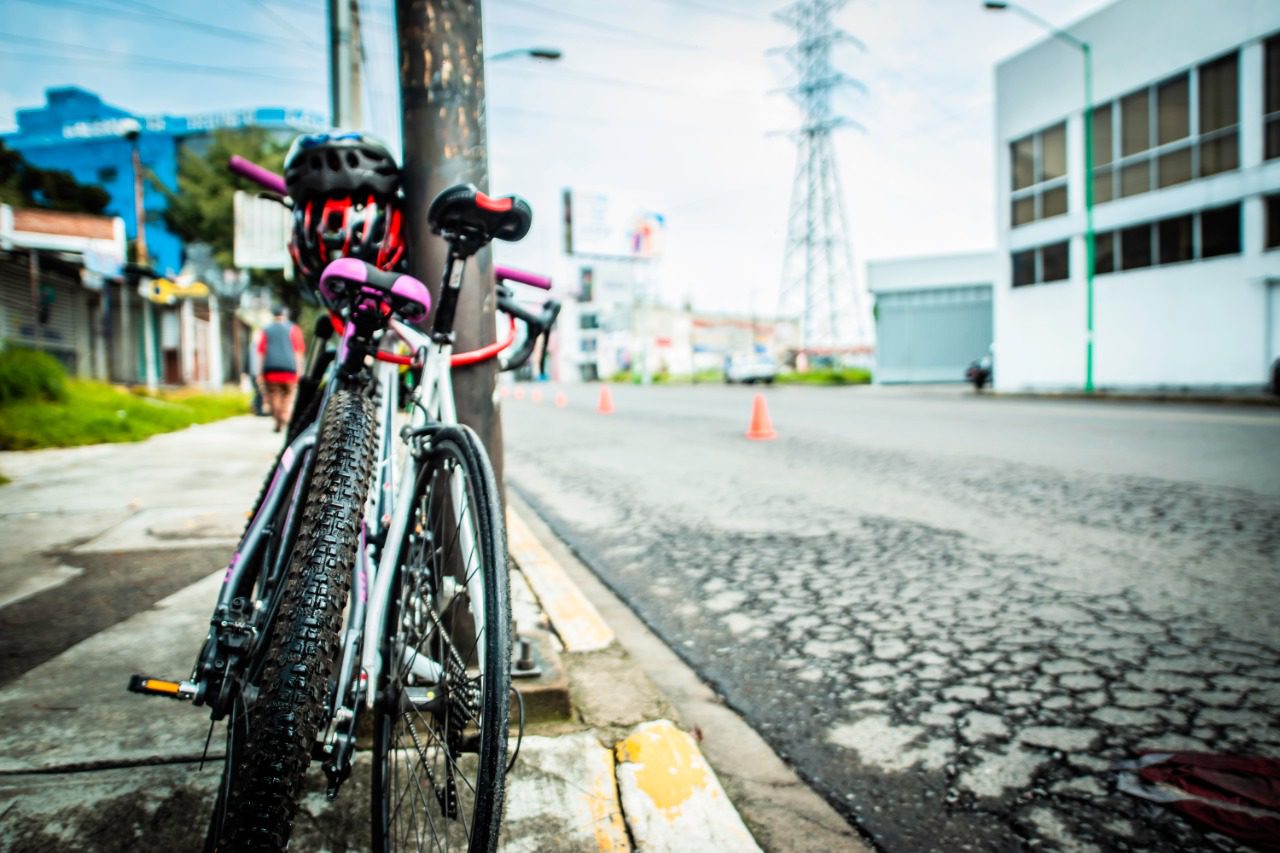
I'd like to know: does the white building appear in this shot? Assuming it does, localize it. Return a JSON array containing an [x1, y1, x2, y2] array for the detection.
[[867, 251, 994, 383], [994, 0, 1280, 391]]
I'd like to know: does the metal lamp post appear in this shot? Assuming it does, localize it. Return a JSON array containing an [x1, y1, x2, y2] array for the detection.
[[985, 0, 1095, 393]]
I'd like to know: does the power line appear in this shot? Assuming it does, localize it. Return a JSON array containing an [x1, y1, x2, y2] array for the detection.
[[247, 0, 326, 49], [0, 32, 313, 81], [0, 49, 313, 84], [11, 0, 303, 49], [495, 0, 750, 61]]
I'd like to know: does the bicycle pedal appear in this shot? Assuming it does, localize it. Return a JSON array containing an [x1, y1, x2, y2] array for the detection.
[[128, 674, 198, 700]]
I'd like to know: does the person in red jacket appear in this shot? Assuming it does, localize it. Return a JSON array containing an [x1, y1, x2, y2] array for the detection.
[[256, 305, 305, 433]]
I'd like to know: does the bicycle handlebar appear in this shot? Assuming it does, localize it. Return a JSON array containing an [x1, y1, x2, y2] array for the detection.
[[494, 265, 551, 291], [496, 291, 561, 373], [228, 155, 288, 196]]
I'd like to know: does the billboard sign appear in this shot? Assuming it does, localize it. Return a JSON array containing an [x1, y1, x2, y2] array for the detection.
[[234, 190, 292, 270], [563, 189, 665, 259]]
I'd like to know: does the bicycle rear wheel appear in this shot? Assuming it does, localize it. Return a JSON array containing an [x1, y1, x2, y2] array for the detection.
[[372, 425, 511, 853], [213, 382, 377, 851]]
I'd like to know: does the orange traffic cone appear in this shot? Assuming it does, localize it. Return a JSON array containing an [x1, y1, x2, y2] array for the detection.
[[745, 393, 777, 440], [554, 391, 568, 408], [514, 386, 526, 401], [597, 384, 615, 415], [499, 386, 511, 399], [531, 389, 543, 404]]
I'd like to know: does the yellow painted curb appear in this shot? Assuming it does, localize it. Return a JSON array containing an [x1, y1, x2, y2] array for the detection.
[[614, 720, 761, 852], [506, 507, 615, 652]]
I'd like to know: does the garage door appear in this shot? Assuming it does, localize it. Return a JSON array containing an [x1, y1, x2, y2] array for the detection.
[[875, 285, 992, 383]]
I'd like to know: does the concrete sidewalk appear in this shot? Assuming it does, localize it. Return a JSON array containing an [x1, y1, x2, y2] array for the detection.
[[0, 416, 860, 851]]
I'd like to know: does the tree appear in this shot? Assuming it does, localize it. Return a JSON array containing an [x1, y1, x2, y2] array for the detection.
[[159, 128, 302, 314], [160, 128, 289, 271], [0, 141, 111, 214]]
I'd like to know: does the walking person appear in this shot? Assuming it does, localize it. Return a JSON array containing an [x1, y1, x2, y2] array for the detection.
[[257, 305, 305, 433]]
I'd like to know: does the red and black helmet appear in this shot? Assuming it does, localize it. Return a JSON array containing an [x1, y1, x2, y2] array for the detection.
[[289, 194, 405, 283], [283, 131, 405, 284]]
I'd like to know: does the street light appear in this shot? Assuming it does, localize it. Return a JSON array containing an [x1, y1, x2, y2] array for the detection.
[[487, 47, 562, 62], [985, 0, 1096, 393]]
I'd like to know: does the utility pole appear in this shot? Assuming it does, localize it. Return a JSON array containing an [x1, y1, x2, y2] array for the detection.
[[329, 0, 362, 128], [395, 0, 503, 481], [774, 0, 872, 358], [126, 124, 159, 389]]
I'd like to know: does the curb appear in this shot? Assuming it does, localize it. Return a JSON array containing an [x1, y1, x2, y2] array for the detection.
[[505, 505, 765, 852], [985, 390, 1280, 407]]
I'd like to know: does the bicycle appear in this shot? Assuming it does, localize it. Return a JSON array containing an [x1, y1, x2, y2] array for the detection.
[[129, 143, 560, 852]]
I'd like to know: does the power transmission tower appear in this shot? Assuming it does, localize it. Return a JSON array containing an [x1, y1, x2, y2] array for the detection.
[[774, 0, 871, 355]]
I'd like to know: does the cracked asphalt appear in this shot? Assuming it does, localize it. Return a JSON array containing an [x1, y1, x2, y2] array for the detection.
[[503, 384, 1280, 852]]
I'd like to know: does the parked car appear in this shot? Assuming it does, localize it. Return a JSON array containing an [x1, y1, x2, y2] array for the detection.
[[966, 350, 993, 390], [724, 352, 778, 384]]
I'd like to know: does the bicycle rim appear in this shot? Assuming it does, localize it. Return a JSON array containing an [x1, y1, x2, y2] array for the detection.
[[373, 428, 511, 853]]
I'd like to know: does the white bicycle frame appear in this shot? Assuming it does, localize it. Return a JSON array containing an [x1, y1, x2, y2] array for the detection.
[[359, 272, 488, 710]]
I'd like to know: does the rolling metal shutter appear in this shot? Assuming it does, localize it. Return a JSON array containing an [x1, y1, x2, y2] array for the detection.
[[875, 284, 992, 383]]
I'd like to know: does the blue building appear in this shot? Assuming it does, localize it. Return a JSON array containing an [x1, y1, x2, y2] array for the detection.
[[3, 87, 325, 276]]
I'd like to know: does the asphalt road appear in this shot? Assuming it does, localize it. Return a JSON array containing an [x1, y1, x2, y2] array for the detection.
[[502, 383, 1280, 852]]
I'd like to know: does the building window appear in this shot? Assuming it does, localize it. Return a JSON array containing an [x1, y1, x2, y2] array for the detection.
[[1266, 195, 1280, 249], [1011, 241, 1069, 287], [1157, 214, 1193, 265], [1199, 52, 1239, 176], [1010, 121, 1068, 227], [579, 313, 599, 330], [1094, 231, 1115, 274], [1201, 203, 1240, 257], [1264, 35, 1280, 160], [1093, 203, 1242, 275], [1092, 53, 1238, 203], [97, 166, 118, 183], [1041, 241, 1069, 282], [1012, 249, 1036, 287], [1121, 224, 1152, 270]]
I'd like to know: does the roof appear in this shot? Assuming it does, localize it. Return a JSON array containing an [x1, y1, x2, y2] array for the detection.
[[11, 208, 116, 241]]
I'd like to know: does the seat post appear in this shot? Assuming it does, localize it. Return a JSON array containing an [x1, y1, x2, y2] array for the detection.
[[431, 253, 467, 342]]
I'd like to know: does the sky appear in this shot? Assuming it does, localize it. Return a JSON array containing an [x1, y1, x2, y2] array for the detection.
[[0, 0, 1111, 316]]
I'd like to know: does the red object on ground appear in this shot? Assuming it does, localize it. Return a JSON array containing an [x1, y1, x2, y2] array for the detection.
[[746, 393, 777, 441], [554, 391, 567, 408], [1121, 752, 1280, 850]]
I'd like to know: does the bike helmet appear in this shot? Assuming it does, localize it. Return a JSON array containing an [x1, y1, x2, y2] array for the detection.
[[289, 193, 405, 283], [284, 131, 406, 287], [283, 131, 400, 201]]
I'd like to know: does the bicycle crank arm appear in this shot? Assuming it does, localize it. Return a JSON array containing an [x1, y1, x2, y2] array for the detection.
[[128, 674, 200, 701]]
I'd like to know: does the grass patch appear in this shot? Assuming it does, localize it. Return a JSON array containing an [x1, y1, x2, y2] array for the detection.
[[0, 348, 68, 405], [0, 381, 250, 450], [776, 367, 872, 386]]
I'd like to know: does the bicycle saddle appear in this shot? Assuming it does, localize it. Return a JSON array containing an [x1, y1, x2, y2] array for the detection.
[[427, 184, 532, 244], [318, 258, 432, 323]]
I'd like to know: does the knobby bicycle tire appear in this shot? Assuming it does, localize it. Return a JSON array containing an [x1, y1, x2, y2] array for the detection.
[[372, 425, 512, 853], [216, 382, 378, 851]]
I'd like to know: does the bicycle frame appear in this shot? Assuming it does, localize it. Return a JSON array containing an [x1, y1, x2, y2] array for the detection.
[[360, 272, 467, 711]]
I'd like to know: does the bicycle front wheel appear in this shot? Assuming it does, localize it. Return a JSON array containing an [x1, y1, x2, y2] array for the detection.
[[217, 382, 377, 851], [372, 425, 511, 853]]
